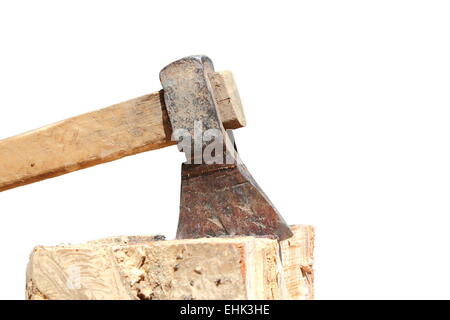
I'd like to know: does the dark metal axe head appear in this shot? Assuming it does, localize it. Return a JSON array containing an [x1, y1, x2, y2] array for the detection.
[[160, 55, 293, 241]]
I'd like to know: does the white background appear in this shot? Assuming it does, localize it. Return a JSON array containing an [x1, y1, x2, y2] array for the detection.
[[0, 0, 449, 300]]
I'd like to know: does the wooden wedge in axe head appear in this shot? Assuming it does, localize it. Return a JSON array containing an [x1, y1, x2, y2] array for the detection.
[[0, 55, 293, 240]]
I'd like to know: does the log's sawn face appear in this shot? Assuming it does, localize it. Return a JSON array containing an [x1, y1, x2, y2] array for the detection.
[[25, 225, 314, 300]]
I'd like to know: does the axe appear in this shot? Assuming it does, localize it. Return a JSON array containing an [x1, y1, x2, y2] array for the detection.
[[0, 55, 293, 240]]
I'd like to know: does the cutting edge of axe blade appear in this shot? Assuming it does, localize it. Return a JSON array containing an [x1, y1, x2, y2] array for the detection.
[[160, 55, 293, 241], [0, 71, 245, 192]]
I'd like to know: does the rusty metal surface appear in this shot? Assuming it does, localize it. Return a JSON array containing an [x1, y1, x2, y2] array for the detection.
[[160, 55, 293, 240], [177, 162, 293, 240]]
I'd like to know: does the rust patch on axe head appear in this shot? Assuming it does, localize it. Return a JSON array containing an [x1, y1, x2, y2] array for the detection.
[[178, 162, 293, 240], [160, 55, 293, 241]]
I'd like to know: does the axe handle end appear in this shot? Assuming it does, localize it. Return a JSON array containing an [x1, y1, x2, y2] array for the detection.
[[210, 71, 246, 129]]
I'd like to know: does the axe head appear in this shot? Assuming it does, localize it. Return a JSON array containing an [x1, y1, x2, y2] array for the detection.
[[160, 55, 293, 241]]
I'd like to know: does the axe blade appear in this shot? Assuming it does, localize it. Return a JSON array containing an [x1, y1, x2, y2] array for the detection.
[[160, 55, 293, 241], [178, 161, 293, 240]]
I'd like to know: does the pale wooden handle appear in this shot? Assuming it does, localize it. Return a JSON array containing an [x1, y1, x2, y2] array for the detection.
[[0, 71, 245, 192]]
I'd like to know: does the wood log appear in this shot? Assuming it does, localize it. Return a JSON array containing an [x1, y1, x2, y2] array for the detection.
[[26, 225, 314, 300], [0, 71, 245, 192], [280, 225, 315, 300]]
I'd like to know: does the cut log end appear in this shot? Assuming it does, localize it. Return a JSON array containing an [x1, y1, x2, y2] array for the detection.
[[26, 225, 314, 300]]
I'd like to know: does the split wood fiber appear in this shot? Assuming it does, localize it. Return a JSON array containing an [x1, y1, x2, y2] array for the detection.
[[26, 225, 314, 300]]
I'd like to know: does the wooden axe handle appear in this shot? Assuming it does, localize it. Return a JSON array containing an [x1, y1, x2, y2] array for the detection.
[[0, 71, 245, 192]]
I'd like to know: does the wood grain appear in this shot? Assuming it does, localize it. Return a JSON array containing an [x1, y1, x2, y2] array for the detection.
[[280, 225, 315, 300], [0, 71, 245, 192], [26, 225, 314, 300]]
